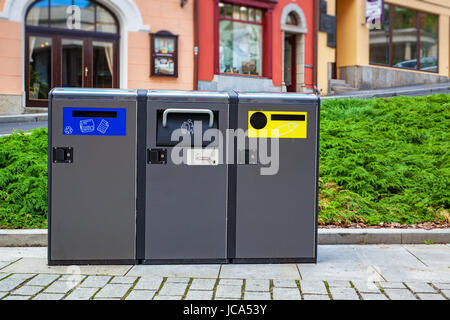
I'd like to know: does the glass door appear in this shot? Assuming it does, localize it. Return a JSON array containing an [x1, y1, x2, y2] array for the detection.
[[92, 40, 114, 88], [62, 38, 84, 87]]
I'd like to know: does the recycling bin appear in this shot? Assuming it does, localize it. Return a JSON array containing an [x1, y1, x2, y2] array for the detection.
[[48, 88, 140, 264], [230, 92, 320, 263], [142, 91, 230, 263]]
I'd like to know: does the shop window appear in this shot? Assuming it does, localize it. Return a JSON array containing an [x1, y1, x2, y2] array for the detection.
[[218, 2, 263, 76], [369, 4, 438, 73]]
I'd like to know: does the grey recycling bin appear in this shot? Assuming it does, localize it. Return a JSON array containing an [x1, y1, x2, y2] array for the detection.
[[48, 88, 139, 264], [142, 91, 229, 263], [231, 92, 320, 263]]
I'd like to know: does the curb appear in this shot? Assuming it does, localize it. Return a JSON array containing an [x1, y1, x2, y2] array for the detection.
[[0, 228, 449, 247], [0, 113, 48, 124]]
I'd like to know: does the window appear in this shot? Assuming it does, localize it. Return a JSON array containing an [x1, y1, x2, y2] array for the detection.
[[219, 2, 263, 76], [369, 5, 438, 72]]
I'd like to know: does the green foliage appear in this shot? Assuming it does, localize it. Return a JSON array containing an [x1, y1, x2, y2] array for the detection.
[[0, 128, 48, 228], [319, 94, 450, 225]]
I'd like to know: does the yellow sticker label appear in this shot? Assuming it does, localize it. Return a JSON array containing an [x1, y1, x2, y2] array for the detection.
[[248, 111, 307, 138]]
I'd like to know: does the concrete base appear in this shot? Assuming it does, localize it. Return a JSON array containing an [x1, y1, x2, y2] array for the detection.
[[0, 94, 23, 115], [339, 65, 450, 90], [198, 74, 281, 92]]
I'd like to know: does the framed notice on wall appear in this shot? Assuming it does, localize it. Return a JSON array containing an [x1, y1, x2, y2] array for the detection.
[[150, 31, 178, 77]]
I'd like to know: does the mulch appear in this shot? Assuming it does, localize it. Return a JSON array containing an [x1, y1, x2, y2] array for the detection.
[[319, 222, 450, 230]]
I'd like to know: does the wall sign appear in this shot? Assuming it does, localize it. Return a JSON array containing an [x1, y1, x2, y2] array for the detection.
[[150, 31, 178, 77], [366, 0, 384, 29], [319, 0, 336, 48]]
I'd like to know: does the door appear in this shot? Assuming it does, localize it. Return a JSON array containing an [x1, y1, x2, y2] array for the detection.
[[284, 34, 297, 92]]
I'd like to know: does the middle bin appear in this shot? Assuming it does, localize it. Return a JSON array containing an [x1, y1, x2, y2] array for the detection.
[[143, 91, 229, 263]]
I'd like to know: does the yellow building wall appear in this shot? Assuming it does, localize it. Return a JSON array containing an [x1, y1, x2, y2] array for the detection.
[[317, 0, 336, 95]]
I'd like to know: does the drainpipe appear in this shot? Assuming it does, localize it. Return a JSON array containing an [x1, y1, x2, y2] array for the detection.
[[313, 0, 319, 91], [193, 0, 199, 90]]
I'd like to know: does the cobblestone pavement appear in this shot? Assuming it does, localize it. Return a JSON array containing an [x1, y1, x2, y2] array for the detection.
[[0, 245, 449, 300]]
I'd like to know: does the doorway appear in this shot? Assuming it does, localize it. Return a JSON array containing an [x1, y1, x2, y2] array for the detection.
[[284, 34, 297, 92]]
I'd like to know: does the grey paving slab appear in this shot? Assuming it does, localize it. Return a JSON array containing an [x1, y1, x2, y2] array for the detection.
[[244, 292, 271, 300], [215, 285, 242, 299], [326, 280, 352, 288], [94, 297, 122, 300], [58, 274, 86, 281], [299, 280, 328, 295], [190, 278, 216, 291], [0, 277, 28, 291], [273, 280, 297, 288], [95, 283, 131, 299], [65, 287, 98, 300], [0, 247, 47, 260], [127, 264, 221, 278], [315, 245, 363, 264], [404, 282, 437, 293], [360, 293, 388, 300], [416, 293, 446, 300], [302, 294, 330, 300], [329, 287, 360, 300], [432, 282, 450, 290], [376, 265, 450, 282], [272, 287, 301, 300], [384, 289, 418, 300], [220, 264, 300, 280], [0, 291, 8, 299], [44, 280, 78, 294], [153, 295, 182, 300], [402, 245, 450, 267], [354, 245, 426, 267], [220, 279, 243, 286], [32, 293, 65, 300], [298, 263, 378, 281], [13, 285, 43, 296], [0, 261, 13, 269], [134, 277, 164, 290], [158, 283, 188, 296], [165, 277, 190, 284], [1, 258, 132, 276], [125, 290, 156, 300], [110, 276, 138, 284], [3, 295, 31, 300], [185, 290, 214, 300], [0, 273, 9, 280], [80, 276, 112, 288], [245, 279, 270, 292], [8, 273, 36, 280], [27, 274, 60, 286], [441, 290, 450, 298], [378, 281, 407, 289], [351, 280, 382, 293]]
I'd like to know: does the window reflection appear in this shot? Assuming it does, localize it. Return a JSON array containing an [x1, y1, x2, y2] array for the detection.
[[29, 37, 52, 100], [369, 5, 390, 65], [419, 13, 438, 72], [392, 7, 417, 69]]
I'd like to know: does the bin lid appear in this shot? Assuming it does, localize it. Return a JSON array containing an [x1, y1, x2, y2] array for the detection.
[[50, 88, 138, 99], [147, 90, 229, 103], [237, 92, 319, 105]]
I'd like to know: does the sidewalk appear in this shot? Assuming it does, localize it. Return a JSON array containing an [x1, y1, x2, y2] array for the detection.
[[0, 244, 448, 300]]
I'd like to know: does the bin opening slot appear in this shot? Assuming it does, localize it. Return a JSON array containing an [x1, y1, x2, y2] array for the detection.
[[271, 114, 305, 121], [72, 110, 117, 118]]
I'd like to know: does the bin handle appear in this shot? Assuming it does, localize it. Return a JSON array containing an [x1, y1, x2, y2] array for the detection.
[[162, 108, 214, 128]]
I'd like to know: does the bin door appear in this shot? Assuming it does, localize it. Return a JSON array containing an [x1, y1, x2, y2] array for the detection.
[[49, 100, 136, 261]]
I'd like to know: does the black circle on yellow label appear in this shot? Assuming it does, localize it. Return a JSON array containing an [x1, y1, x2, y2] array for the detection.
[[250, 112, 267, 130]]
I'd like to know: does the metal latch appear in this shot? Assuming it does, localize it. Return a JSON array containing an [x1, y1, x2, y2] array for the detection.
[[148, 148, 167, 164], [53, 147, 73, 163]]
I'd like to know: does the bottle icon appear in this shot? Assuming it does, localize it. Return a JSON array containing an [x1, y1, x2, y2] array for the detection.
[[272, 123, 297, 137]]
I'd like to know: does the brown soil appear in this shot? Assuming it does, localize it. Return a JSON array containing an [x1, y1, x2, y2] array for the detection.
[[319, 222, 450, 230]]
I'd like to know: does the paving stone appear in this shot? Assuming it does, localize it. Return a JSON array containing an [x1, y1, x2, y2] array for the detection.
[[128, 264, 220, 278], [245, 279, 270, 292], [302, 294, 330, 300], [220, 279, 244, 286], [165, 277, 190, 284], [0, 291, 9, 299], [190, 278, 216, 291], [326, 280, 352, 288], [153, 295, 182, 300], [441, 290, 450, 298], [272, 287, 301, 300], [8, 273, 36, 280], [94, 297, 122, 300], [185, 290, 214, 300], [80, 276, 111, 288], [378, 282, 406, 289], [351, 280, 382, 293], [27, 274, 60, 286], [360, 293, 388, 300], [65, 287, 98, 300], [59, 274, 86, 281], [0, 277, 27, 291], [32, 293, 65, 300], [416, 293, 446, 300], [0, 273, 9, 280], [273, 280, 297, 288], [44, 280, 78, 294], [329, 287, 360, 300], [95, 284, 131, 299], [299, 280, 327, 295], [158, 283, 188, 296], [134, 277, 164, 290], [220, 264, 300, 280], [110, 276, 138, 284], [13, 285, 43, 296], [404, 282, 437, 293], [215, 285, 242, 299], [125, 290, 156, 300], [215, 297, 241, 300], [432, 282, 450, 290], [3, 295, 31, 300], [384, 289, 418, 300], [244, 292, 271, 300]]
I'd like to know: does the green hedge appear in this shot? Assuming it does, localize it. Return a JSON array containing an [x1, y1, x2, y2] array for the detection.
[[0, 94, 449, 228]]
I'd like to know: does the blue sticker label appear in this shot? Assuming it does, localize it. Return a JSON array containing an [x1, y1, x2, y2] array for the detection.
[[63, 107, 126, 136]]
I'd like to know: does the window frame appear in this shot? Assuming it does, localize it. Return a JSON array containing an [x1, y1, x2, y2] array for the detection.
[[369, 4, 439, 74], [214, 0, 275, 79]]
